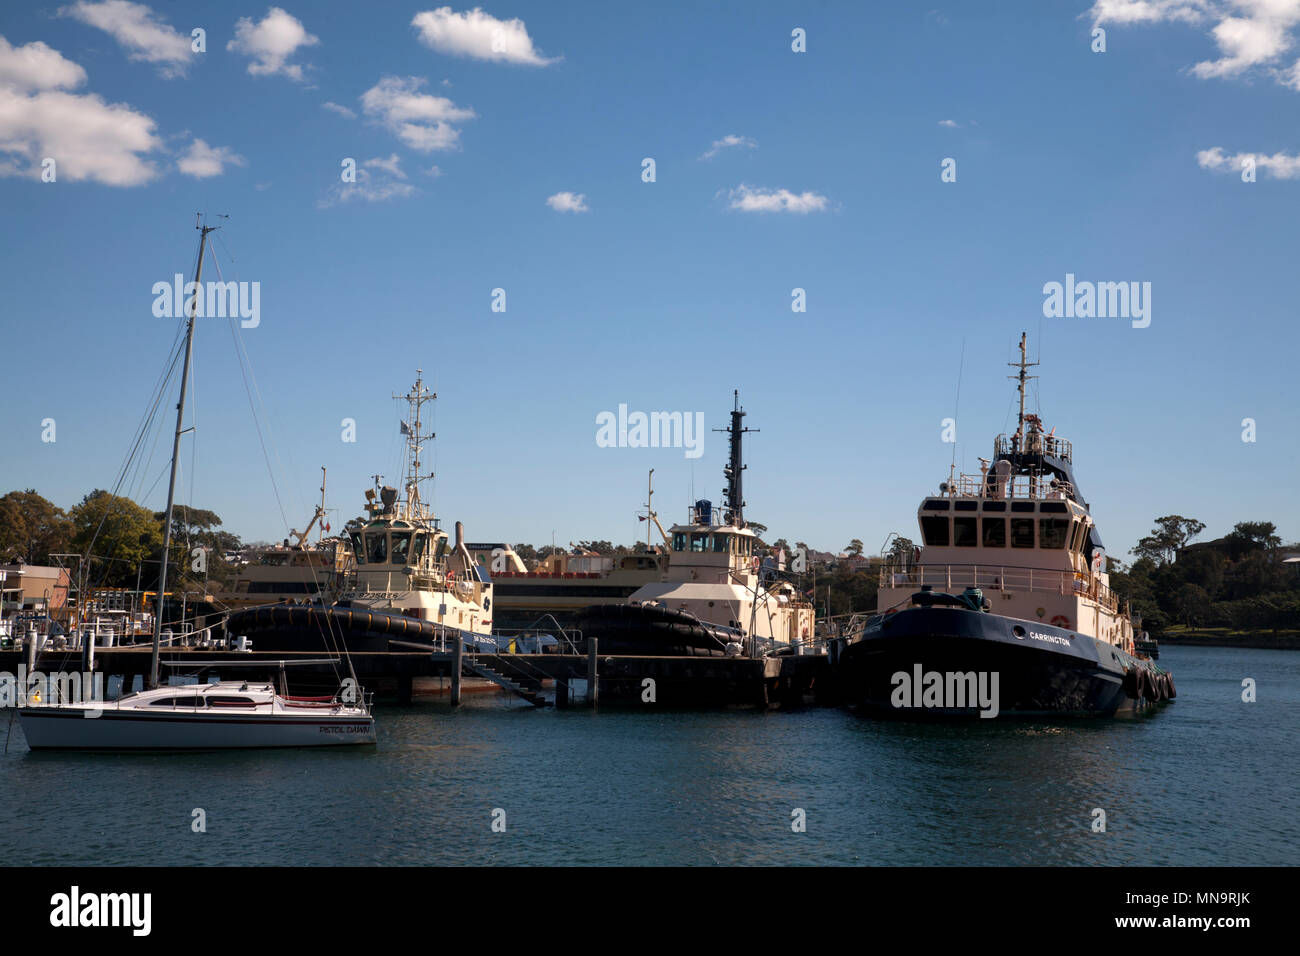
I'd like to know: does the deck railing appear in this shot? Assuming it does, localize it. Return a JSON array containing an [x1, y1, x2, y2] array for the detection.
[[942, 472, 1076, 501], [879, 563, 1120, 614]]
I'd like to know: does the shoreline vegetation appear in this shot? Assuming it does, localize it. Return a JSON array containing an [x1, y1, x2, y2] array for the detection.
[[1158, 627, 1300, 650], [2, 491, 1297, 643]]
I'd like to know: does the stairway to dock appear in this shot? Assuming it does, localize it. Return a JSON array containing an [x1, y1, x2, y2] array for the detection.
[[462, 659, 550, 707]]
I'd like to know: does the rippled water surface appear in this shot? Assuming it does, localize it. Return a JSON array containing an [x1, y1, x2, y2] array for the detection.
[[1, 646, 1295, 865]]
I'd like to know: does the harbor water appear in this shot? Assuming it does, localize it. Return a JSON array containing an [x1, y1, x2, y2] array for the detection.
[[1, 645, 1295, 866]]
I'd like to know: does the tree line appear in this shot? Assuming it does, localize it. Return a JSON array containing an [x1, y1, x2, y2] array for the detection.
[[1109, 515, 1299, 635], [0, 488, 237, 593]]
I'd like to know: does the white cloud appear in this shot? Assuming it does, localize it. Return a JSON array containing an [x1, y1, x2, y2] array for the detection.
[[726, 184, 829, 214], [322, 100, 356, 119], [0, 35, 87, 91], [318, 165, 415, 208], [1197, 144, 1300, 176], [546, 191, 588, 212], [360, 75, 476, 152], [227, 7, 319, 81], [177, 138, 246, 178], [1092, 0, 1300, 89], [0, 35, 161, 185], [1089, 0, 1211, 26], [411, 7, 557, 65], [938, 119, 960, 127], [60, 1, 192, 78], [700, 134, 757, 160], [424, 164, 442, 177], [363, 153, 406, 179]]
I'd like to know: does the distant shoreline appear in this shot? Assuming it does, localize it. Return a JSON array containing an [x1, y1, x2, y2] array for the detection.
[[1156, 630, 1300, 651]]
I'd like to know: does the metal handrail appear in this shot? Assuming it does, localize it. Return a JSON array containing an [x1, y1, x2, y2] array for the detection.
[[878, 562, 1120, 613]]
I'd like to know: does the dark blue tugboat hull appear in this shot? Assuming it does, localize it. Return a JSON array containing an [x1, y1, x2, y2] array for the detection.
[[836, 606, 1138, 717]]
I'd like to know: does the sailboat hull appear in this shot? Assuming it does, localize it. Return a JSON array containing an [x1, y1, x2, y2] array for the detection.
[[18, 706, 376, 750]]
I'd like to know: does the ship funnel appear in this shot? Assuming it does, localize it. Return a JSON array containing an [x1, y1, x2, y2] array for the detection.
[[454, 521, 464, 549]]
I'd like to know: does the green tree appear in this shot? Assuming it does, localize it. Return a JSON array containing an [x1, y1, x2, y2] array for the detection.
[[0, 489, 74, 563], [1172, 583, 1212, 627], [71, 490, 164, 588], [1133, 515, 1205, 565], [844, 539, 864, 557]]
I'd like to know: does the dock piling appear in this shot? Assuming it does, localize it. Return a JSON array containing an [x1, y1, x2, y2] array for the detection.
[[587, 638, 598, 707], [450, 634, 462, 705]]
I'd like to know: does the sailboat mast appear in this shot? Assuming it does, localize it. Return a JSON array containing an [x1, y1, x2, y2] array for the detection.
[[151, 219, 217, 688]]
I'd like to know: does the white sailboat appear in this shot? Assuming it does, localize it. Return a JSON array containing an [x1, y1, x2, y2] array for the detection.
[[18, 218, 375, 749], [19, 675, 375, 750]]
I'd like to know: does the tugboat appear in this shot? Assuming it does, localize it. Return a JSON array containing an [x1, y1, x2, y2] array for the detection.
[[225, 372, 495, 655], [832, 334, 1175, 717], [573, 393, 815, 657]]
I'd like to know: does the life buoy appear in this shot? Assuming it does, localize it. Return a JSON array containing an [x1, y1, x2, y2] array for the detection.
[[1050, 615, 1071, 629]]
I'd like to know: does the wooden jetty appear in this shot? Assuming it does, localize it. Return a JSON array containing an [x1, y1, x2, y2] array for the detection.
[[0, 640, 829, 710]]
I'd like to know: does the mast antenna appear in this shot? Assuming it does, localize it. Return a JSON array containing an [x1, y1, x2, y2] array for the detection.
[[1008, 332, 1038, 452], [395, 370, 436, 520], [713, 390, 757, 527]]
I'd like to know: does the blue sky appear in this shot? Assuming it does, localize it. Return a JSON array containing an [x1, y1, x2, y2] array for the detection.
[[1, 0, 1297, 561]]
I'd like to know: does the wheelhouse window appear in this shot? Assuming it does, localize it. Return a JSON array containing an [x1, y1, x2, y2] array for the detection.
[[920, 516, 949, 547], [953, 517, 978, 547], [712, 534, 730, 553], [390, 532, 412, 565], [366, 533, 388, 564], [1040, 518, 1070, 549], [350, 531, 365, 565], [1010, 518, 1035, 548], [673, 532, 687, 552], [411, 533, 428, 563], [690, 533, 709, 552], [1068, 522, 1084, 553], [982, 518, 1006, 548]]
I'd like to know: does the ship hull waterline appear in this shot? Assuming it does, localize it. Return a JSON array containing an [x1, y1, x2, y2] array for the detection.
[[835, 606, 1168, 718]]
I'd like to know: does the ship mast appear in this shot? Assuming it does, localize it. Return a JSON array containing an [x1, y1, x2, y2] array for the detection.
[[1008, 332, 1038, 452], [715, 390, 756, 528], [395, 371, 436, 520], [151, 216, 217, 689]]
